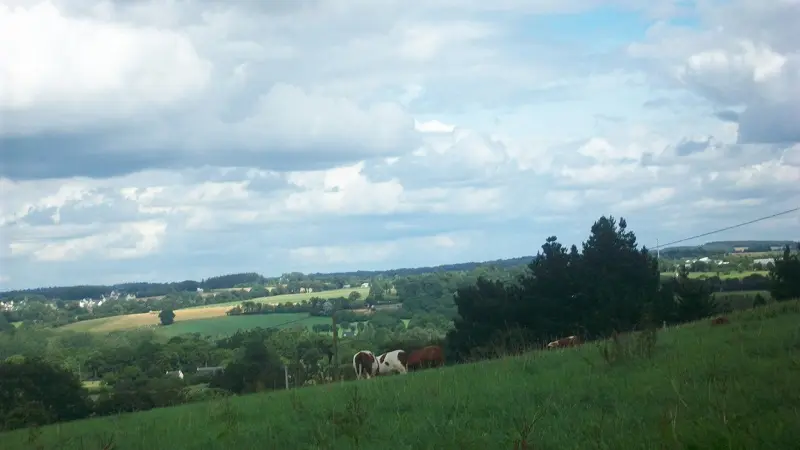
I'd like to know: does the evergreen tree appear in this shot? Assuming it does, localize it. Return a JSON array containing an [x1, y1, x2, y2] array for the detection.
[[673, 265, 718, 321], [577, 216, 660, 337], [769, 244, 800, 301]]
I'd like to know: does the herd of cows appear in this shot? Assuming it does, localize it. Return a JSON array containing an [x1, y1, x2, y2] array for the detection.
[[351, 315, 734, 380], [351, 334, 589, 379]]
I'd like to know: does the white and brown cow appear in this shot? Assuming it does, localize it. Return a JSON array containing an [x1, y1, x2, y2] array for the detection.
[[547, 335, 581, 349], [375, 349, 408, 376], [352, 350, 379, 380]]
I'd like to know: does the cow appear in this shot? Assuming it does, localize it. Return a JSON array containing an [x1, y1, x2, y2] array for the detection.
[[406, 345, 445, 372], [352, 350, 379, 380], [375, 349, 408, 375], [711, 316, 730, 326], [547, 335, 581, 349]]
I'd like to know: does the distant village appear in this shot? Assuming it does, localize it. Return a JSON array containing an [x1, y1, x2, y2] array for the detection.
[[0, 289, 137, 312]]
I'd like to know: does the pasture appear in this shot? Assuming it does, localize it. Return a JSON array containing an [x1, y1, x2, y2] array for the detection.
[[727, 251, 781, 258], [152, 313, 334, 338], [689, 270, 769, 279], [659, 271, 770, 280], [7, 300, 800, 449], [186, 286, 370, 310], [59, 287, 369, 333]]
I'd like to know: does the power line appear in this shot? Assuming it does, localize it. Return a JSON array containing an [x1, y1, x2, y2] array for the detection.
[[653, 206, 800, 250]]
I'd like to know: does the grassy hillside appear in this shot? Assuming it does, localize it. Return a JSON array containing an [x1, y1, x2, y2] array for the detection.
[[59, 287, 368, 333], [6, 300, 800, 449]]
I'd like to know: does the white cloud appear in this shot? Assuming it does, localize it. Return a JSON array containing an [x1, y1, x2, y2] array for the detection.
[[628, 0, 800, 143], [1, 0, 799, 289], [0, 1, 212, 135], [10, 220, 167, 262], [288, 233, 470, 267]]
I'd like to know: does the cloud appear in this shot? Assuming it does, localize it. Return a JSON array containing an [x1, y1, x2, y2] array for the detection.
[[628, 0, 800, 144], [10, 220, 167, 262], [1, 0, 799, 289]]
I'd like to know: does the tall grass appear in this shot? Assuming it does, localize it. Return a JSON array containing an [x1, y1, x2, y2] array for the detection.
[[4, 300, 800, 449]]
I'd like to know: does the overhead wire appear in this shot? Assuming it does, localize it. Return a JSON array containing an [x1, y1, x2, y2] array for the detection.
[[652, 206, 800, 250]]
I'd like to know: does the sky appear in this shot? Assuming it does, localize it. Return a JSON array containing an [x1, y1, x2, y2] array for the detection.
[[1, 0, 799, 290]]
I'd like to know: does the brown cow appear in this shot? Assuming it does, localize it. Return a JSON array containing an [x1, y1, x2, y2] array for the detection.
[[711, 316, 730, 326], [547, 335, 582, 349], [406, 345, 445, 371]]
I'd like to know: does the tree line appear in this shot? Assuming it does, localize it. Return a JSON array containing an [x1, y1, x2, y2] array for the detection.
[[0, 258, 537, 302]]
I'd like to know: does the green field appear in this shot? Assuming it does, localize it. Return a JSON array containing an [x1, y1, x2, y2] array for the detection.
[[660, 271, 769, 280], [58, 287, 370, 334], [153, 313, 334, 338], [186, 286, 370, 309], [728, 251, 781, 258], [7, 300, 800, 449], [689, 270, 769, 279]]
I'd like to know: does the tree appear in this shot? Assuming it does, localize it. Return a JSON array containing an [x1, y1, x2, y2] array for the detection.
[[367, 281, 385, 303], [348, 291, 362, 301], [159, 309, 176, 326], [0, 357, 91, 431], [769, 244, 800, 301], [673, 265, 718, 322], [446, 277, 520, 361], [517, 236, 582, 341], [577, 216, 660, 337], [210, 338, 285, 394], [0, 314, 13, 333]]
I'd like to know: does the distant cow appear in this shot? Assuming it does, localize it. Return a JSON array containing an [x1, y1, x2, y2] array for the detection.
[[547, 335, 581, 349], [352, 350, 379, 380], [407, 345, 445, 371], [376, 349, 408, 375], [711, 316, 730, 326]]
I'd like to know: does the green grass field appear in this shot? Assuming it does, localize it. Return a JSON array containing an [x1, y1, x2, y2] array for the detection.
[[660, 271, 769, 280], [728, 251, 781, 258], [186, 287, 370, 310], [152, 313, 334, 338], [690, 270, 769, 279], [58, 287, 369, 334], [7, 300, 800, 449]]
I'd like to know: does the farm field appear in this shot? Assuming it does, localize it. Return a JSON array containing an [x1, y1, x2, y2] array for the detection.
[[689, 270, 769, 279], [8, 300, 800, 450], [186, 286, 369, 310], [660, 271, 769, 279], [58, 287, 369, 333], [153, 313, 334, 338], [728, 251, 781, 258]]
